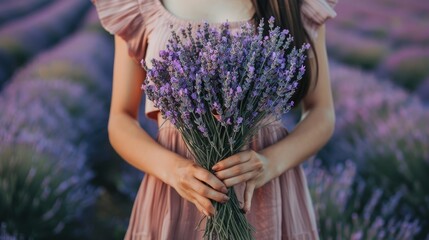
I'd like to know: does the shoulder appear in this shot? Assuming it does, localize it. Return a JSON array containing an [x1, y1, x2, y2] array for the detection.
[[91, 0, 158, 62], [301, 0, 339, 39]]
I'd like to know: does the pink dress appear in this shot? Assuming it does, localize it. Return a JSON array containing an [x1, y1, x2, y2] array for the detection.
[[91, 0, 338, 239]]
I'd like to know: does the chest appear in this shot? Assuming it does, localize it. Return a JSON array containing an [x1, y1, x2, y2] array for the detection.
[[160, 0, 255, 23]]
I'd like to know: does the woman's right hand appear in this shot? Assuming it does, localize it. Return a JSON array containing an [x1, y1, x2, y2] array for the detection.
[[168, 158, 230, 217]]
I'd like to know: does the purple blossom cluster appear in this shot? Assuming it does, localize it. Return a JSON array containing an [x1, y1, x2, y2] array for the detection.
[[141, 16, 309, 239], [304, 158, 422, 239], [346, 100, 429, 224], [142, 16, 308, 140], [329, 64, 409, 138], [0, 140, 95, 239], [0, 0, 90, 85], [0, 78, 101, 238]]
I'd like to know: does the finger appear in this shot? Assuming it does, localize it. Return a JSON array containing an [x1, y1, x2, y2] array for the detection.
[[194, 199, 210, 217], [194, 167, 228, 193], [243, 181, 256, 213], [192, 190, 217, 217], [191, 197, 211, 217], [212, 151, 252, 171], [215, 160, 262, 180], [189, 177, 229, 203], [223, 171, 259, 187], [239, 144, 250, 152]]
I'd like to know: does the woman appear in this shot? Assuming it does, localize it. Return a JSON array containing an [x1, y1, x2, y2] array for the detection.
[[91, 0, 337, 239]]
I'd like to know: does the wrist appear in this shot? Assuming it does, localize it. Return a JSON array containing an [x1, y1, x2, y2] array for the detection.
[[162, 154, 188, 187], [259, 147, 284, 179]]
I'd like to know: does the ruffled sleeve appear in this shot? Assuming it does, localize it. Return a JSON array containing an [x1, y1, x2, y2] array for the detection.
[[90, 0, 153, 62], [301, 0, 338, 39]]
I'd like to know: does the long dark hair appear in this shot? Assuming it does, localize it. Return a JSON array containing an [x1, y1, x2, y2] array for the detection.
[[250, 0, 319, 108]]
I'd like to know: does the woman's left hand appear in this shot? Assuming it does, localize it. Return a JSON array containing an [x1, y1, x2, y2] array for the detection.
[[211, 149, 275, 213]]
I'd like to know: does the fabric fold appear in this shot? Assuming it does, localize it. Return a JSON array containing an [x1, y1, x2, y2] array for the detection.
[[91, 0, 157, 62]]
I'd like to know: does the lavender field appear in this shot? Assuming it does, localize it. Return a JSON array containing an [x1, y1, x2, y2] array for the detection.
[[0, 0, 428, 239]]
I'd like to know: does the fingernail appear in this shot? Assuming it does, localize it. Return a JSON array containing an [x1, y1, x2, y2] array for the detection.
[[223, 195, 230, 202], [212, 165, 218, 171], [221, 186, 228, 193], [203, 210, 210, 217]]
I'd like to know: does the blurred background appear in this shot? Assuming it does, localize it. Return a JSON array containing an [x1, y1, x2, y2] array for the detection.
[[0, 0, 427, 239]]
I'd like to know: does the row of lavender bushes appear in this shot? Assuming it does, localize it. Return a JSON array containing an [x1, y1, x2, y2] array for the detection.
[[0, 0, 90, 87], [304, 158, 421, 239], [0, 6, 160, 238], [0, 0, 53, 26], [313, 63, 429, 239], [326, 0, 429, 94], [0, 8, 134, 239], [0, 80, 99, 239]]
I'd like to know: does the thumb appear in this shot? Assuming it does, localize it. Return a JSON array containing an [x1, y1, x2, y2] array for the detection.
[[243, 181, 256, 213]]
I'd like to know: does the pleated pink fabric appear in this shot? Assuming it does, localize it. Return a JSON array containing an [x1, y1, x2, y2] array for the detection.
[[124, 119, 320, 240], [91, 0, 338, 122]]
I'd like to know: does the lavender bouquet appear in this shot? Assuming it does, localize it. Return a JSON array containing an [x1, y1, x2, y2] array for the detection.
[[141, 16, 309, 239]]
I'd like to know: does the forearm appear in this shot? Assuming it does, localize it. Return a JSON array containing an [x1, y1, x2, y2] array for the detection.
[[108, 113, 184, 185], [259, 106, 335, 177]]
